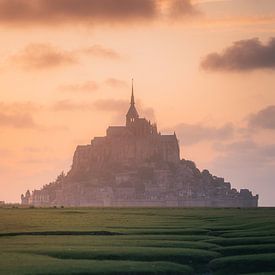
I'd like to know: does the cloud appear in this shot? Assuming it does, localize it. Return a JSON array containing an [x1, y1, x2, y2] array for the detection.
[[193, 0, 230, 3], [52, 100, 94, 111], [52, 99, 127, 125], [168, 0, 199, 18], [0, 101, 42, 113], [0, 102, 40, 128], [0, 101, 70, 131], [248, 105, 275, 130], [93, 99, 128, 111], [60, 81, 99, 93], [104, 78, 128, 88], [52, 99, 128, 112], [59, 78, 128, 93], [0, 111, 36, 128], [0, 148, 12, 156], [208, 105, 275, 206], [214, 140, 275, 163], [201, 37, 275, 71], [9, 43, 121, 70], [170, 122, 234, 145], [93, 98, 155, 123], [210, 139, 275, 206], [82, 45, 121, 59], [11, 43, 76, 70], [141, 106, 156, 122], [0, 0, 198, 27]]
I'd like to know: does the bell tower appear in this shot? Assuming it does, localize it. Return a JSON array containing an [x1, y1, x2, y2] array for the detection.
[[126, 79, 139, 127]]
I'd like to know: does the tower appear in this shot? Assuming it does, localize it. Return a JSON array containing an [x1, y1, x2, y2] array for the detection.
[[126, 79, 139, 127]]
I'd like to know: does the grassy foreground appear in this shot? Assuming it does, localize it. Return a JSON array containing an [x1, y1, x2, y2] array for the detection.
[[0, 207, 275, 274]]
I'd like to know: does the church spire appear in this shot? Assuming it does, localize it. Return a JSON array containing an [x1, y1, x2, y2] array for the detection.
[[126, 78, 139, 127], [131, 78, 135, 105]]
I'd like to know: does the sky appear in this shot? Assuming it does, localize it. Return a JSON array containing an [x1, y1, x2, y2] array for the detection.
[[0, 0, 275, 206]]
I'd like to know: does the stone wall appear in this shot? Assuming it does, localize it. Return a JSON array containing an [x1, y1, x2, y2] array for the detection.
[[71, 133, 179, 174]]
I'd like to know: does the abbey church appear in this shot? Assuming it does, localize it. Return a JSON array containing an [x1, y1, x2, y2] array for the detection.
[[21, 84, 258, 207]]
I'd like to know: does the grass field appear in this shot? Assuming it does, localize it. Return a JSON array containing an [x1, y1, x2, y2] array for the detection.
[[0, 207, 275, 274]]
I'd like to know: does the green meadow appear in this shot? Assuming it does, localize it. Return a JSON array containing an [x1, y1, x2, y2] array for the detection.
[[0, 207, 275, 274]]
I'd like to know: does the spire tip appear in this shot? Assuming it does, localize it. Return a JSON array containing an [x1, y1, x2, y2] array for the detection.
[[131, 78, 135, 105]]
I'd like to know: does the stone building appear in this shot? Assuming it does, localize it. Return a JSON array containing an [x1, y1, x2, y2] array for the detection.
[[21, 83, 258, 207]]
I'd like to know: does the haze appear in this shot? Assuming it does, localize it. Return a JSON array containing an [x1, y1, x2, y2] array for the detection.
[[0, 0, 275, 206]]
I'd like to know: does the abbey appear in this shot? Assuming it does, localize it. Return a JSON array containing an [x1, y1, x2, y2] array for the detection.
[[73, 85, 179, 172], [21, 83, 258, 207]]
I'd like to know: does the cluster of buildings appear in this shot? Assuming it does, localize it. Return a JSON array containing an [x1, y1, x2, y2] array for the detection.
[[21, 85, 258, 207]]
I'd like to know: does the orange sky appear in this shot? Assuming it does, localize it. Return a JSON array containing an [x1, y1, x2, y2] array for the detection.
[[1, 0, 275, 205]]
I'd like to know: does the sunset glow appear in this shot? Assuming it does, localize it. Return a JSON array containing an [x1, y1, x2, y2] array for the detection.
[[1, 0, 275, 205]]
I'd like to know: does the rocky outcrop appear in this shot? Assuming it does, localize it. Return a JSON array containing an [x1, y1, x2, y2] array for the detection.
[[21, 157, 258, 207]]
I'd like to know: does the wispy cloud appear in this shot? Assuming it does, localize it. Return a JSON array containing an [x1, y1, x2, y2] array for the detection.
[[0, 111, 36, 128], [52, 100, 94, 111], [81, 45, 121, 59], [10, 43, 76, 70], [168, 122, 234, 145], [0, 101, 41, 129], [59, 78, 127, 93], [59, 81, 99, 93], [9, 43, 121, 70], [104, 78, 128, 88], [93, 98, 155, 123]]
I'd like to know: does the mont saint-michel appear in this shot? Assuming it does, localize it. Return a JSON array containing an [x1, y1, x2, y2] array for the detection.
[[21, 85, 258, 207]]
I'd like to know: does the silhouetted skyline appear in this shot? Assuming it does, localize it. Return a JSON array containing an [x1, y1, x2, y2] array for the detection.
[[0, 0, 275, 205]]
